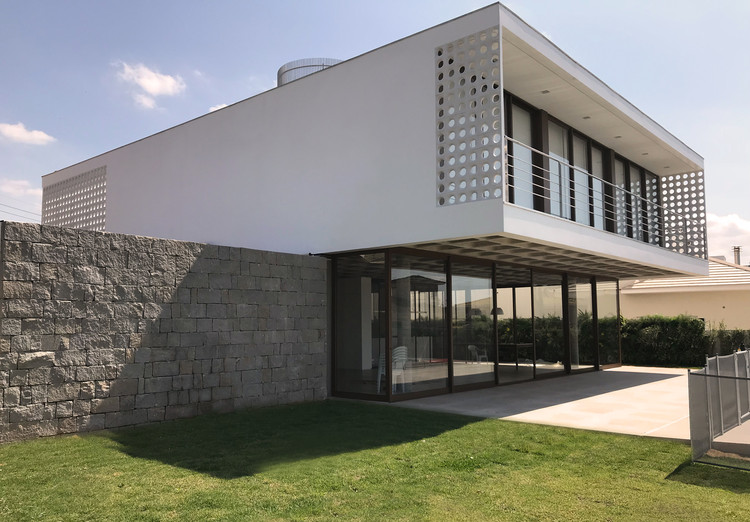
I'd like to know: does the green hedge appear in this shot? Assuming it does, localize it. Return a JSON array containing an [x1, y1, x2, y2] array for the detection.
[[621, 315, 708, 367], [621, 315, 750, 367], [401, 313, 749, 368]]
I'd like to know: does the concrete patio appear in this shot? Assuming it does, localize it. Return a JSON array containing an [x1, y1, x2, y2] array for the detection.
[[394, 366, 691, 441]]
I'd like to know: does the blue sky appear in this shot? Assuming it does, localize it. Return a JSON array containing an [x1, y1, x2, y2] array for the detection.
[[1, 0, 749, 259]]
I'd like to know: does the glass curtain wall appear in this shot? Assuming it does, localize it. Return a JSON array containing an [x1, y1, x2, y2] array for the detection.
[[597, 280, 620, 366], [533, 272, 566, 376], [568, 277, 595, 370], [333, 251, 622, 400], [452, 263, 494, 387], [497, 267, 534, 383], [334, 253, 387, 396], [391, 254, 449, 395]]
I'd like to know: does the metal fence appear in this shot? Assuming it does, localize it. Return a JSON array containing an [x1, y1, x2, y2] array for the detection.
[[689, 351, 750, 466]]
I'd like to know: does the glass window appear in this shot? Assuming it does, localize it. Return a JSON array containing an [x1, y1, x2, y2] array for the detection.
[[452, 263, 494, 387], [334, 253, 387, 396], [514, 286, 534, 363], [548, 122, 570, 219], [645, 172, 662, 245], [534, 272, 567, 376], [630, 164, 643, 241], [568, 277, 595, 369], [572, 135, 590, 225], [391, 254, 448, 394], [496, 265, 533, 383], [510, 104, 535, 209], [613, 159, 629, 236], [533, 272, 566, 376], [591, 147, 605, 230], [597, 280, 620, 366]]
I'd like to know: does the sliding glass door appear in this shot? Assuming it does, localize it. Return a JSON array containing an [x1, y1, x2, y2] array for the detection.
[[333, 251, 621, 400], [533, 272, 565, 376], [452, 263, 494, 387], [334, 253, 387, 396], [391, 254, 449, 395]]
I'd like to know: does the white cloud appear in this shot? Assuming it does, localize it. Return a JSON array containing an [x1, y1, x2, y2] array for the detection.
[[0, 122, 56, 145], [134, 93, 158, 110], [0, 179, 42, 223], [209, 103, 228, 112], [0, 178, 42, 199], [706, 212, 750, 261], [118, 62, 185, 96], [116, 62, 186, 109]]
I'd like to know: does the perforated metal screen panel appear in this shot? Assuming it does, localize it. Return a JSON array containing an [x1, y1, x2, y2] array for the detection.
[[436, 26, 503, 207], [42, 166, 106, 231], [661, 171, 707, 258]]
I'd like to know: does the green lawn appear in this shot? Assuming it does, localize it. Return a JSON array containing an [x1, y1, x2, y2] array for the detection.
[[0, 400, 748, 521]]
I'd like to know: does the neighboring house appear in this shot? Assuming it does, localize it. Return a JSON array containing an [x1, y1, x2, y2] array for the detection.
[[621, 258, 750, 329], [41, 3, 708, 402]]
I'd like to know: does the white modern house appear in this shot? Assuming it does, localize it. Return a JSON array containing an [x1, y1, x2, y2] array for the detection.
[[42, 3, 708, 401]]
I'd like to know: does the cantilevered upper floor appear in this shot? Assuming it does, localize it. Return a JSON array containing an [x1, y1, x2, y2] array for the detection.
[[42, 3, 707, 279]]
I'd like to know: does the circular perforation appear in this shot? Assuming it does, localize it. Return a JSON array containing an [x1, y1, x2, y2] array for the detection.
[[436, 26, 503, 207], [660, 171, 706, 258]]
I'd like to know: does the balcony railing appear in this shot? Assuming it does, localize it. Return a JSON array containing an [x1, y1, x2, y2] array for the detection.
[[504, 137, 707, 259]]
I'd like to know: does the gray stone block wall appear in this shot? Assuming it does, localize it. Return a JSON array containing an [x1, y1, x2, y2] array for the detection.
[[0, 221, 328, 442]]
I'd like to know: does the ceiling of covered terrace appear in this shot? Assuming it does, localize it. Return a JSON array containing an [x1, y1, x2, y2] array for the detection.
[[501, 28, 703, 177], [407, 233, 694, 280]]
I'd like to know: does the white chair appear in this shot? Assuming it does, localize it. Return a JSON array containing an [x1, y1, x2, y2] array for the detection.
[[376, 346, 409, 392], [468, 344, 488, 363]]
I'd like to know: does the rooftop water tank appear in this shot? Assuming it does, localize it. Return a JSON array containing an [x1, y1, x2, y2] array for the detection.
[[277, 58, 342, 86]]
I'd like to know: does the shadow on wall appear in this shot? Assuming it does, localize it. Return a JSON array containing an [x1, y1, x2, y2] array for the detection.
[[0, 221, 328, 443], [103, 400, 480, 479]]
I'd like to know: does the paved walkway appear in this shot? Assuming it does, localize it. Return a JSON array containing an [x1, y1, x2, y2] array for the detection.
[[713, 410, 750, 455], [394, 366, 690, 441]]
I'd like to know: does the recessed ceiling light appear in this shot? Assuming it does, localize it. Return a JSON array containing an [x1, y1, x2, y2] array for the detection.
[[541, 89, 550, 94]]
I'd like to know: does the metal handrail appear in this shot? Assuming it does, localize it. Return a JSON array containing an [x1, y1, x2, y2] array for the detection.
[[504, 136, 706, 258]]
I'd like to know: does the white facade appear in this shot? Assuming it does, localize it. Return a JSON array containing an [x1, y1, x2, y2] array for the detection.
[[42, 3, 707, 280]]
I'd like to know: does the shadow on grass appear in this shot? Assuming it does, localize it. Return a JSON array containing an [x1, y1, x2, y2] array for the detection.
[[666, 459, 750, 493], [103, 400, 479, 479]]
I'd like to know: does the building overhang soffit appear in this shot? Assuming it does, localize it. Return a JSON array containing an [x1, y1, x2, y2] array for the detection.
[[500, 28, 703, 176]]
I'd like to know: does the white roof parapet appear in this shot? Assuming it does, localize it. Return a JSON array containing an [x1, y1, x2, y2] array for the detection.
[[277, 58, 342, 86]]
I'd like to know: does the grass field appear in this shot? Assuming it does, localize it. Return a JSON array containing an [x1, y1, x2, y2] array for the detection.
[[0, 400, 748, 521]]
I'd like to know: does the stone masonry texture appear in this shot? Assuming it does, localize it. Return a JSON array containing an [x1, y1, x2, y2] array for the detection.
[[0, 221, 328, 442]]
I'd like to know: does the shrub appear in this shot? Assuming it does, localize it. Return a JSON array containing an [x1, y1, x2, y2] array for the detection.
[[706, 321, 749, 356], [621, 315, 711, 367]]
